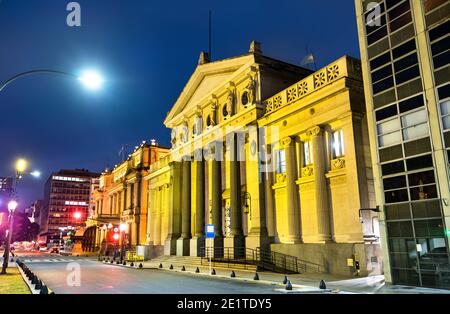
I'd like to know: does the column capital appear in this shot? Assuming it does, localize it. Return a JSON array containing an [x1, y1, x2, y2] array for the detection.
[[306, 125, 322, 137], [281, 136, 294, 147]]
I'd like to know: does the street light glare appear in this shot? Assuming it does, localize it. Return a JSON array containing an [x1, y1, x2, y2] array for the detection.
[[15, 158, 28, 173], [8, 200, 18, 212], [30, 170, 41, 178], [79, 70, 104, 90]]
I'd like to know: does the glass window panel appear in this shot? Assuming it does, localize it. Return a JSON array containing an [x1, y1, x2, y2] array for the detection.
[[373, 76, 394, 94], [276, 150, 286, 174], [386, 203, 411, 220], [391, 269, 421, 286], [438, 84, 450, 100], [408, 170, 436, 186], [412, 200, 442, 219], [410, 184, 438, 200], [386, 0, 404, 10], [370, 52, 391, 70], [429, 20, 450, 42], [383, 175, 407, 190], [372, 64, 393, 82], [414, 219, 445, 237], [433, 50, 450, 69], [376, 104, 398, 121], [379, 131, 402, 147], [395, 65, 420, 85], [401, 109, 427, 127], [442, 116, 450, 130], [385, 188, 409, 203], [394, 53, 418, 73], [389, 11, 412, 33], [389, 238, 416, 253], [378, 118, 401, 134], [391, 252, 418, 268], [406, 154, 433, 171], [388, 1, 410, 21], [332, 130, 345, 158], [392, 39, 416, 60], [382, 160, 405, 175], [440, 100, 450, 115], [431, 36, 450, 57], [366, 14, 387, 35], [368, 25, 388, 45], [424, 0, 447, 13], [387, 220, 414, 237], [402, 123, 429, 141], [399, 94, 424, 113], [303, 141, 313, 165]]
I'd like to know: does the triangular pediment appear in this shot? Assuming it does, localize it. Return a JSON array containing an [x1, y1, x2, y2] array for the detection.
[[164, 54, 254, 128]]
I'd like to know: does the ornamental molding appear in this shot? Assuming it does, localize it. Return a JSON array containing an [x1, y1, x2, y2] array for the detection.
[[281, 137, 292, 147], [301, 166, 314, 177], [331, 158, 346, 171], [276, 173, 286, 183]]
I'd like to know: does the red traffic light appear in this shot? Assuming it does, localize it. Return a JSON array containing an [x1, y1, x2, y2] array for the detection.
[[113, 233, 120, 241], [73, 212, 82, 220]]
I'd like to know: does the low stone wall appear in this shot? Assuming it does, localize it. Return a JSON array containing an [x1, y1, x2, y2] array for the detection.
[[271, 242, 382, 277]]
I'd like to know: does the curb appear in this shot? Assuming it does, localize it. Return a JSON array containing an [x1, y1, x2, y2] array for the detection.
[[16, 259, 54, 294]]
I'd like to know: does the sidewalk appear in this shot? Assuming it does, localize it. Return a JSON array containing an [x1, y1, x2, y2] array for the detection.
[[140, 260, 450, 294]]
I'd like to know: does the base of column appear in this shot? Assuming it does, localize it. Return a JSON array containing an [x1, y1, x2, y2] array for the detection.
[[302, 234, 332, 244], [246, 234, 271, 252], [284, 235, 303, 244], [190, 237, 205, 257], [164, 235, 179, 256], [176, 237, 191, 256], [224, 236, 245, 259]]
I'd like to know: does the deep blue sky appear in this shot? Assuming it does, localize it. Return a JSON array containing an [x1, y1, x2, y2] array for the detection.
[[0, 0, 360, 208]]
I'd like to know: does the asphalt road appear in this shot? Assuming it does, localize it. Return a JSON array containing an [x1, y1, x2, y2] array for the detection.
[[15, 254, 284, 294]]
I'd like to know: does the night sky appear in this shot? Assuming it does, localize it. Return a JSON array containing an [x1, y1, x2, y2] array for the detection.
[[0, 0, 360, 209]]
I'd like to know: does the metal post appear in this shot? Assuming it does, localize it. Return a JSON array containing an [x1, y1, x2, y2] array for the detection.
[[1, 211, 14, 274]]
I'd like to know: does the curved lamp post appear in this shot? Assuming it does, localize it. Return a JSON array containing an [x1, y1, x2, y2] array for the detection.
[[0, 69, 104, 93]]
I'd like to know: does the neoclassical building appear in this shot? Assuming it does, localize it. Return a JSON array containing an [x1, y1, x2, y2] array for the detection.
[[146, 42, 382, 276], [85, 141, 169, 254]]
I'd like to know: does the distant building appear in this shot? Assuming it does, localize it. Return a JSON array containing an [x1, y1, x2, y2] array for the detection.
[[25, 200, 44, 224], [0, 177, 13, 210], [40, 169, 100, 245]]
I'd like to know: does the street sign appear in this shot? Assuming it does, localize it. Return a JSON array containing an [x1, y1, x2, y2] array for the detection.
[[206, 224, 215, 238]]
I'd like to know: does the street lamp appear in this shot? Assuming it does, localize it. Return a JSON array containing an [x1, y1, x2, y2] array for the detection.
[[0, 69, 105, 93], [1, 200, 18, 275], [119, 223, 127, 261]]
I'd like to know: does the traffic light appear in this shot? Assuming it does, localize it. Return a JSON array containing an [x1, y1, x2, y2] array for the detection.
[[113, 233, 120, 241]]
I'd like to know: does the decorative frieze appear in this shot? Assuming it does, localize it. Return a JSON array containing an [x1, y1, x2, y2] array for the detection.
[[301, 166, 314, 177], [331, 158, 346, 171]]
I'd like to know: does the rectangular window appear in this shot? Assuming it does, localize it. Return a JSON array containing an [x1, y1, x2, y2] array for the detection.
[[392, 39, 416, 60], [370, 52, 391, 70], [440, 100, 450, 130], [401, 109, 429, 141], [303, 141, 313, 166], [276, 150, 286, 174], [377, 118, 402, 147], [332, 130, 345, 158]]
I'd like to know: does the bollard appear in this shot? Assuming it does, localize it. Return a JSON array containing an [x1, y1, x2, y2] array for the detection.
[[253, 272, 259, 280], [181, 266, 186, 271], [31, 275, 38, 285], [319, 280, 327, 290], [159, 263, 163, 269], [40, 285, 49, 294], [10, 258, 14, 263], [123, 261, 127, 266], [139, 263, 143, 269], [230, 271, 236, 278], [195, 267, 200, 273], [115, 260, 119, 264], [283, 275, 288, 284], [130, 262, 134, 267], [286, 280, 293, 291], [211, 269, 216, 275], [169, 264, 173, 270], [35, 280, 43, 290]]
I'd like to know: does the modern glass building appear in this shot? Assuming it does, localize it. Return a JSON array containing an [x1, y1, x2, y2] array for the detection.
[[355, 0, 450, 288]]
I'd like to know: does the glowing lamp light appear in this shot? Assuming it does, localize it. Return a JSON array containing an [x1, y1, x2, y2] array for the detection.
[[15, 159, 28, 173], [119, 223, 127, 232], [78, 70, 104, 90], [8, 200, 18, 212], [73, 212, 82, 220], [113, 233, 120, 241], [108, 223, 113, 229]]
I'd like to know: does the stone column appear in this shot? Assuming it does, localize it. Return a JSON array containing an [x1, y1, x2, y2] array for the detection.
[[135, 173, 143, 246], [211, 142, 224, 257], [177, 156, 191, 256], [224, 133, 245, 258], [309, 126, 332, 242], [164, 161, 182, 256], [282, 136, 302, 243], [191, 149, 206, 256]]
